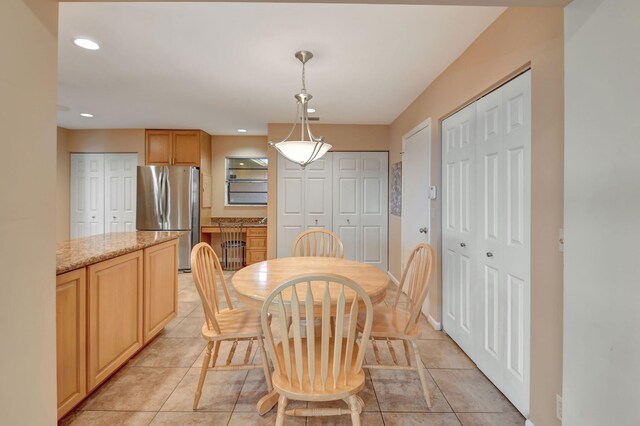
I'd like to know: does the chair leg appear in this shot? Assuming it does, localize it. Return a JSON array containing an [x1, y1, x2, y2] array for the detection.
[[411, 340, 433, 408], [256, 334, 273, 391], [210, 340, 220, 368], [348, 395, 361, 426], [403, 339, 412, 366], [194, 341, 213, 410], [275, 394, 288, 426]]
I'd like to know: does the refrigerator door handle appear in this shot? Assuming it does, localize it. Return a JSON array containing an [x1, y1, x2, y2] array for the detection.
[[159, 167, 168, 229]]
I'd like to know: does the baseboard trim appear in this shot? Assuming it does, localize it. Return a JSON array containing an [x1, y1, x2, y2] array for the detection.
[[525, 420, 535, 426], [428, 315, 442, 330], [387, 271, 400, 286]]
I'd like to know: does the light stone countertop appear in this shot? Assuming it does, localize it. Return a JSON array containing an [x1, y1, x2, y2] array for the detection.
[[56, 231, 184, 275]]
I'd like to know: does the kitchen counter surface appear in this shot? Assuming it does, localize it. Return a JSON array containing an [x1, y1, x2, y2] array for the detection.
[[56, 231, 185, 275]]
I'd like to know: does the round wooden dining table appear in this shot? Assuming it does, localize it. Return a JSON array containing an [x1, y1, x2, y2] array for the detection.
[[231, 256, 390, 414]]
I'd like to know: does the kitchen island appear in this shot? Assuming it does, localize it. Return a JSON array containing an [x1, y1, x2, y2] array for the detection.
[[55, 231, 183, 419]]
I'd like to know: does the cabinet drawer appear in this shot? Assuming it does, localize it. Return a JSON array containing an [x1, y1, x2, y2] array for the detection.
[[246, 250, 267, 264], [247, 227, 267, 237], [247, 236, 267, 249]]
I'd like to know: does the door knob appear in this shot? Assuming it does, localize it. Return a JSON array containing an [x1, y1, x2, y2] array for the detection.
[[460, 242, 466, 247], [347, 219, 350, 224], [486, 252, 494, 258], [91, 216, 96, 219], [314, 219, 318, 225], [419, 227, 428, 234], [113, 216, 117, 220]]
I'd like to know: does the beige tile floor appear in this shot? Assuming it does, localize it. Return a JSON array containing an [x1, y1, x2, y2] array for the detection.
[[60, 272, 525, 426]]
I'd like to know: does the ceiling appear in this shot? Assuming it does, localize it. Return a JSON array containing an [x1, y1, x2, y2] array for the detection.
[[58, 2, 505, 135]]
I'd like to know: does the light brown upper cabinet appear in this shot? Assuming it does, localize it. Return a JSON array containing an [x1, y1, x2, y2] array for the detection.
[[146, 129, 206, 167]]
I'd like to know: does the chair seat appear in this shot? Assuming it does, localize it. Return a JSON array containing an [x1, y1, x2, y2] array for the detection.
[[201, 307, 263, 339], [272, 337, 366, 401], [358, 305, 418, 338]]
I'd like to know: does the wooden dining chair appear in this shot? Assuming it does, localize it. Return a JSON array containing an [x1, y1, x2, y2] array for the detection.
[[261, 273, 374, 425], [291, 229, 344, 258], [190, 242, 272, 410], [357, 243, 435, 408]]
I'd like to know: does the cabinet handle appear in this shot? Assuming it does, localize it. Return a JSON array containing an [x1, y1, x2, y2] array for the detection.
[[486, 252, 494, 258], [460, 242, 466, 247]]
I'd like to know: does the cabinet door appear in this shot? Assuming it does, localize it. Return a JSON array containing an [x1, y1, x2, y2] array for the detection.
[[56, 268, 86, 420], [172, 130, 200, 166], [146, 130, 172, 165], [87, 251, 143, 391], [144, 240, 178, 343]]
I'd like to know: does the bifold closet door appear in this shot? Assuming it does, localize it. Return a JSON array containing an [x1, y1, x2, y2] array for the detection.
[[442, 71, 531, 415], [71, 154, 105, 239], [333, 152, 388, 270], [276, 153, 333, 258], [104, 154, 138, 233], [475, 71, 530, 414], [442, 102, 477, 356]]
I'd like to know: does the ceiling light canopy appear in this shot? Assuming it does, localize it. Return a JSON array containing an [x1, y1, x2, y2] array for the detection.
[[307, 108, 316, 113], [73, 38, 100, 50], [237, 129, 247, 133], [269, 50, 331, 169], [80, 112, 94, 118]]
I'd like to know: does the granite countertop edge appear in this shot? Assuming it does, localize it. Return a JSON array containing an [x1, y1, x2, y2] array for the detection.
[[56, 231, 185, 275]]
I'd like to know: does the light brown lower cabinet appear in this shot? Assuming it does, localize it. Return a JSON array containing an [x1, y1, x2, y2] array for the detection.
[[56, 268, 87, 420], [144, 239, 178, 343], [87, 250, 144, 391]]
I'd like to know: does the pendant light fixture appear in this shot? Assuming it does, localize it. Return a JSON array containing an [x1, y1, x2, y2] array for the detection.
[[269, 51, 331, 169]]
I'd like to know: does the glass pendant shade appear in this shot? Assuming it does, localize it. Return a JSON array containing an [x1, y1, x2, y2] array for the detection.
[[273, 140, 332, 166], [269, 50, 330, 169]]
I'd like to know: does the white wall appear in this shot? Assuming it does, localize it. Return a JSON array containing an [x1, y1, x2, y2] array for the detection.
[[0, 0, 58, 423], [564, 1, 640, 424]]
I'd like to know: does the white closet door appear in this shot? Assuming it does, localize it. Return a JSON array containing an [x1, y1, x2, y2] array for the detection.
[[442, 102, 477, 354], [277, 155, 306, 258], [104, 154, 138, 233], [70, 154, 105, 238], [442, 71, 530, 416], [333, 152, 361, 261], [360, 152, 388, 271], [304, 153, 333, 230]]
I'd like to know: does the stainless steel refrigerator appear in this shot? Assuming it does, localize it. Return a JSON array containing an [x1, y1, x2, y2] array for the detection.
[[136, 166, 200, 271]]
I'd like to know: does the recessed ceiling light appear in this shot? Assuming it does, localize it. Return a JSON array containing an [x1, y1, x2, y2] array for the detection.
[[73, 38, 100, 50], [237, 129, 247, 133], [80, 113, 94, 118], [307, 108, 316, 113]]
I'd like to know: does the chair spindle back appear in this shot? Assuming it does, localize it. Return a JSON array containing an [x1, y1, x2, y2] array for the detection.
[[191, 242, 235, 334], [393, 243, 434, 333], [261, 274, 373, 392], [292, 229, 344, 258]]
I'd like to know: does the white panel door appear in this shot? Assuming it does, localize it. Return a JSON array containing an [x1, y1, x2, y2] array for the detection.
[[442, 71, 530, 416], [333, 152, 360, 261], [104, 154, 138, 233], [402, 121, 432, 313], [360, 152, 388, 271], [304, 153, 333, 230], [70, 154, 104, 238], [442, 102, 477, 354], [277, 154, 306, 258]]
